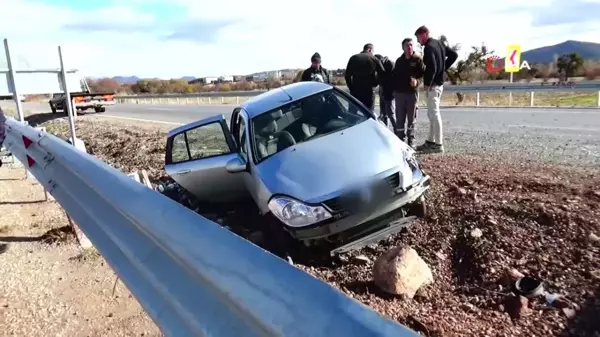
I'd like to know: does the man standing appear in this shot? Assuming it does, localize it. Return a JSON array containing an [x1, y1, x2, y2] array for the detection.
[[301, 52, 331, 84], [392, 38, 425, 147], [374, 54, 396, 130], [344, 43, 385, 111], [414, 25, 458, 153]]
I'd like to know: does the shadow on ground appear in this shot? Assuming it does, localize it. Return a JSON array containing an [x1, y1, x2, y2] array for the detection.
[[560, 285, 600, 336], [0, 225, 74, 245], [24, 113, 66, 127]]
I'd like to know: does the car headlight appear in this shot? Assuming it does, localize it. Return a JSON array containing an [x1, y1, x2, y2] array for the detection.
[[268, 196, 332, 228]]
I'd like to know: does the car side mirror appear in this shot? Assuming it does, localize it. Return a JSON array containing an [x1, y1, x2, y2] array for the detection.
[[226, 155, 247, 173]]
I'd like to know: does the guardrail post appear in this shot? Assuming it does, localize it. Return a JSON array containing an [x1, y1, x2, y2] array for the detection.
[[185, 97, 189, 104], [476, 92, 480, 106], [509, 92, 513, 107], [530, 92, 535, 107], [196, 97, 200, 104], [176, 97, 180, 104], [597, 91, 600, 107], [221, 97, 224, 104], [236, 96, 239, 104], [208, 97, 212, 104]]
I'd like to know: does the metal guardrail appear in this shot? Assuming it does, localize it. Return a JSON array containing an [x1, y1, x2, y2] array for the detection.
[[114, 80, 600, 100], [3, 117, 420, 337]]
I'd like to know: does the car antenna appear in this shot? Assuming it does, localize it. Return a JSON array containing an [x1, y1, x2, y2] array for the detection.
[[279, 88, 293, 101]]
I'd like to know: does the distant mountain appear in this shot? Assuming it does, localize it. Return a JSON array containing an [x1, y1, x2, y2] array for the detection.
[[111, 76, 140, 84], [522, 40, 600, 64]]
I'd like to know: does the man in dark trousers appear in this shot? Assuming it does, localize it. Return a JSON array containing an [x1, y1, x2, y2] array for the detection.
[[414, 25, 458, 153], [374, 54, 396, 130], [344, 43, 385, 111], [391, 38, 425, 147], [301, 52, 331, 83]]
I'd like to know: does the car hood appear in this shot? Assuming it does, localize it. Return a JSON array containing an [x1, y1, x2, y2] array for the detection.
[[255, 119, 416, 203]]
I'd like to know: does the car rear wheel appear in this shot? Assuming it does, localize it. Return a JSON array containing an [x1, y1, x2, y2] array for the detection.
[[94, 106, 106, 113]]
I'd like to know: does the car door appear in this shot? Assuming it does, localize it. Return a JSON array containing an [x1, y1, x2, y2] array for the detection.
[[165, 114, 247, 203]]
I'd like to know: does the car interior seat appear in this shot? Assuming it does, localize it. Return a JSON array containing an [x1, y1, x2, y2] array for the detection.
[[256, 110, 296, 159]]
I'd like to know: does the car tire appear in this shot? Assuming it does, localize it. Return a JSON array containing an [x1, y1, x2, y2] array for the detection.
[[409, 196, 427, 218], [263, 213, 297, 259], [94, 106, 106, 113]]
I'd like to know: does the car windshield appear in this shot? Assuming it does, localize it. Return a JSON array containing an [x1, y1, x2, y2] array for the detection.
[[251, 89, 370, 162]]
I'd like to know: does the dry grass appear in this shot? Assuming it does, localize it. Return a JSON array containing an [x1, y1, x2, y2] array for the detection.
[[0, 166, 161, 336]]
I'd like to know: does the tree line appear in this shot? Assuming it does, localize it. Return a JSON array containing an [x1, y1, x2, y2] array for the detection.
[[88, 37, 600, 95]]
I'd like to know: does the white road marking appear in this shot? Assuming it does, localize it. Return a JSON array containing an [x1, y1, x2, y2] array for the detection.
[[95, 115, 184, 125]]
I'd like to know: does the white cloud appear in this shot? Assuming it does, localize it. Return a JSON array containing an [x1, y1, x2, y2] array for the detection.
[[0, 0, 598, 78]]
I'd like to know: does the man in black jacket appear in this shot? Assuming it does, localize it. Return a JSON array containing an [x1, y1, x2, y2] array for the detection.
[[344, 43, 385, 111], [301, 52, 331, 83], [414, 25, 458, 154], [391, 38, 425, 147], [374, 54, 396, 130]]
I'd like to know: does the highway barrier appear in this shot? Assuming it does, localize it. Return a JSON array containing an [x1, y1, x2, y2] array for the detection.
[[114, 81, 600, 107], [3, 117, 420, 337]]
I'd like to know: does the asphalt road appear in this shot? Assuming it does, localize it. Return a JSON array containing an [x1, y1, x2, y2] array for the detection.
[[9, 101, 600, 167]]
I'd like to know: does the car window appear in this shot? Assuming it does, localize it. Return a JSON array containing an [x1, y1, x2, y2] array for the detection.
[[169, 122, 231, 164], [251, 89, 369, 162], [237, 115, 247, 155], [170, 133, 189, 163]]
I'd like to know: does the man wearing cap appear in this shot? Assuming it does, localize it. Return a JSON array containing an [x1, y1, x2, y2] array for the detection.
[[413, 25, 457, 154], [344, 43, 385, 111], [392, 38, 425, 147], [301, 53, 331, 84]]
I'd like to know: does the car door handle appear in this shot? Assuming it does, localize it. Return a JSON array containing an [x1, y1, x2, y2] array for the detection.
[[176, 169, 191, 174]]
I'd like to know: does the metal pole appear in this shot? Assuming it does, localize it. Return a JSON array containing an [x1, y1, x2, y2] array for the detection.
[[3, 39, 25, 122], [58, 46, 77, 142], [509, 72, 513, 107]]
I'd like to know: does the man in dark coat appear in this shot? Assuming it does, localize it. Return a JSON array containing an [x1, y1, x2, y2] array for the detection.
[[391, 38, 425, 147], [374, 54, 396, 130], [301, 53, 331, 84], [344, 43, 385, 111], [413, 25, 458, 153]]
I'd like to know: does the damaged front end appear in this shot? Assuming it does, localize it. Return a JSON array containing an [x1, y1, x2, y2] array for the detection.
[[279, 168, 431, 256]]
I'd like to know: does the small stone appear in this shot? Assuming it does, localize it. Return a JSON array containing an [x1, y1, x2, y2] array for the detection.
[[589, 233, 599, 243], [562, 308, 576, 319], [352, 255, 371, 265], [458, 187, 467, 195], [435, 251, 447, 261], [470, 228, 483, 238], [507, 268, 525, 280], [107, 313, 113, 318]]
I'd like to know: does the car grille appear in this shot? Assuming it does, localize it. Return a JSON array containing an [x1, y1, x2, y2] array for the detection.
[[322, 171, 400, 215]]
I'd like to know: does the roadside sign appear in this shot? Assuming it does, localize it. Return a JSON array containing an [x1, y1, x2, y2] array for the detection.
[[505, 45, 522, 73]]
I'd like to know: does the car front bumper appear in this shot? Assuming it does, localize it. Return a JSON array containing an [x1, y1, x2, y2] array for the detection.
[[284, 174, 431, 249]]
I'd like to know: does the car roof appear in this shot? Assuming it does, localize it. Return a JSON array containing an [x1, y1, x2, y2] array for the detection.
[[241, 81, 333, 118]]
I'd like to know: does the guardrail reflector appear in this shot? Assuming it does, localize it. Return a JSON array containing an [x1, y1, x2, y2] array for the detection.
[[22, 135, 33, 149], [26, 155, 35, 167]]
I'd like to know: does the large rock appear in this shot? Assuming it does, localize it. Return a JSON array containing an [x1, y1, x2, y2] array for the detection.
[[373, 246, 434, 298]]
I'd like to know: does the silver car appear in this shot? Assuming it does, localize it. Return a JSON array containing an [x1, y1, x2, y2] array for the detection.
[[164, 82, 430, 255]]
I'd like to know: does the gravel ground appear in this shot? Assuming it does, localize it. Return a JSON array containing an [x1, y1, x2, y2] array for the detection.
[[0, 167, 162, 336], [4, 113, 600, 336]]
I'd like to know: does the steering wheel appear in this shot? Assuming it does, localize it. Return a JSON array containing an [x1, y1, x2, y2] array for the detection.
[[276, 131, 296, 150]]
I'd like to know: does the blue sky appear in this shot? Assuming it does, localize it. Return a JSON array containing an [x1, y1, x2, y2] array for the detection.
[[1, 0, 599, 78]]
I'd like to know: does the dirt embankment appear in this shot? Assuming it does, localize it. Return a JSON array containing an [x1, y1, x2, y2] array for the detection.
[[34, 116, 600, 336]]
